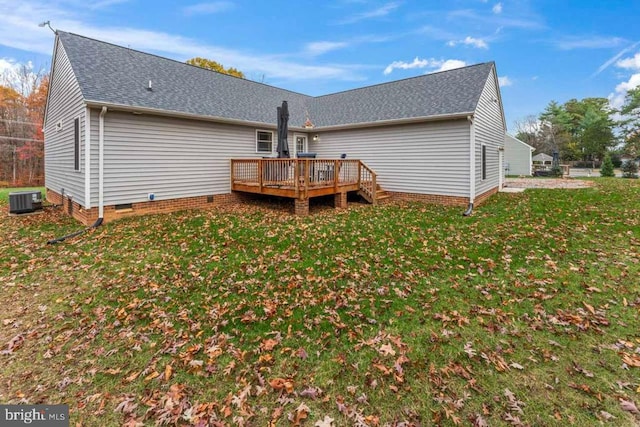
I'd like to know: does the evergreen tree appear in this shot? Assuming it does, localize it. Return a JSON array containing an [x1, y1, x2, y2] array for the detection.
[[621, 161, 638, 178], [600, 152, 615, 177]]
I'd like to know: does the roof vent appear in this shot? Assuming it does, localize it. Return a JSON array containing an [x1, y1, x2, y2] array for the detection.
[[147, 80, 153, 91]]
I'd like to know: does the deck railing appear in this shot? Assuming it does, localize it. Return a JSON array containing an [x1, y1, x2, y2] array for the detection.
[[358, 162, 377, 204], [231, 158, 371, 199]]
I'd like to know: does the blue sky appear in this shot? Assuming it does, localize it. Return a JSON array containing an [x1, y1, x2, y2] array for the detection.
[[1, 0, 639, 130]]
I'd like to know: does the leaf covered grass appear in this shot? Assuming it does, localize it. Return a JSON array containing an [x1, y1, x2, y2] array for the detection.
[[0, 179, 639, 426]]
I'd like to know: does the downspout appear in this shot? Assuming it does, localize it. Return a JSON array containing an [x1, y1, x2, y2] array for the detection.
[[47, 107, 106, 244], [463, 115, 475, 216], [98, 106, 107, 221], [84, 106, 91, 209]]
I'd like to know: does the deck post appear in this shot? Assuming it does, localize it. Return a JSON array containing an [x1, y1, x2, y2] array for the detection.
[[372, 173, 377, 205], [334, 160, 339, 193], [258, 159, 263, 192], [334, 191, 347, 209], [294, 159, 300, 199], [294, 198, 309, 216], [304, 159, 310, 200]]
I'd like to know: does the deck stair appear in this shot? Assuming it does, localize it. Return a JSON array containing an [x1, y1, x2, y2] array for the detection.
[[230, 158, 388, 207]]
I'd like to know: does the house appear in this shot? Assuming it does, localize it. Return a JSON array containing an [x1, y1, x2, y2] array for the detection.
[[532, 153, 553, 167], [504, 133, 534, 176], [44, 31, 506, 224]]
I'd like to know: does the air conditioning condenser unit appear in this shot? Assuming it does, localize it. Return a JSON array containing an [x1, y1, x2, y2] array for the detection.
[[9, 191, 43, 214]]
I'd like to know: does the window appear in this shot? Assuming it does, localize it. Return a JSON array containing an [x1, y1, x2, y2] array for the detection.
[[74, 118, 80, 171], [256, 130, 273, 153], [481, 144, 487, 180], [295, 135, 306, 154]]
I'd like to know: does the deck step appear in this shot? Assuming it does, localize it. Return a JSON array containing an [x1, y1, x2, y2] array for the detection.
[[358, 188, 391, 204]]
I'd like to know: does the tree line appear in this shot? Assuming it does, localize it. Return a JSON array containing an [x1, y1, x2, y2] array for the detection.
[[0, 57, 242, 188], [514, 89, 640, 165], [0, 67, 48, 187]]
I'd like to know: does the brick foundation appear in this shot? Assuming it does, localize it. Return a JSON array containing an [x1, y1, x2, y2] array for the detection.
[[388, 191, 468, 206], [294, 198, 309, 216], [46, 189, 247, 225], [46, 186, 500, 224], [334, 192, 347, 209], [475, 186, 499, 206], [387, 186, 499, 208]]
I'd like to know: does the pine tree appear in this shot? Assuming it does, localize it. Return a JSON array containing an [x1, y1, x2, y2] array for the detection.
[[621, 160, 638, 178], [600, 152, 615, 177]]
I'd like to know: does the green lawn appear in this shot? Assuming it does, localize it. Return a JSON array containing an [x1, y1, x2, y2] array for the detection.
[[0, 187, 45, 202], [1, 180, 639, 426]]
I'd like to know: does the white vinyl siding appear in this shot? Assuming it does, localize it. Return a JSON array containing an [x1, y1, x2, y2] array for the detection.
[[504, 134, 533, 175], [473, 68, 505, 197], [309, 120, 470, 197], [43, 40, 87, 207], [91, 111, 264, 206]]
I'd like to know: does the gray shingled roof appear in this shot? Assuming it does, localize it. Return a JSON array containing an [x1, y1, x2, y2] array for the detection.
[[58, 31, 494, 129]]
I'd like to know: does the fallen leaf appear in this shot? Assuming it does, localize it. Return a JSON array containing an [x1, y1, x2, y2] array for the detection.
[[269, 378, 294, 394], [314, 415, 334, 427], [379, 343, 396, 356]]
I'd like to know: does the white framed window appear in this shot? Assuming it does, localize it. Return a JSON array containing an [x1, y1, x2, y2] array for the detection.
[[294, 133, 307, 156], [256, 130, 273, 153]]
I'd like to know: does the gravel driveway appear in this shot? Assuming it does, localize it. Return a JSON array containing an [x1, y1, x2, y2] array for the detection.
[[504, 177, 594, 189]]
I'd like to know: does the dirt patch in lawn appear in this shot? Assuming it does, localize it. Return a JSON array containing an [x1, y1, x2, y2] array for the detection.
[[504, 177, 595, 189]]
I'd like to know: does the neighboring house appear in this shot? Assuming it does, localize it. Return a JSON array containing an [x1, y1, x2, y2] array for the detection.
[[532, 153, 553, 167], [44, 31, 506, 224], [621, 155, 640, 167], [504, 133, 534, 176]]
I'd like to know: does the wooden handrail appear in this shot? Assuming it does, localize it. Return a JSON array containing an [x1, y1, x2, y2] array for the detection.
[[358, 161, 377, 204], [231, 158, 364, 198]]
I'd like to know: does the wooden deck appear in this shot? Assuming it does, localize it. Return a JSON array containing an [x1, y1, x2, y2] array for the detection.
[[231, 158, 378, 203]]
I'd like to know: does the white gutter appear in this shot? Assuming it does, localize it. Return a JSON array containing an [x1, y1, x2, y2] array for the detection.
[[99, 106, 107, 218], [84, 100, 473, 133], [465, 115, 476, 215], [84, 107, 91, 209]]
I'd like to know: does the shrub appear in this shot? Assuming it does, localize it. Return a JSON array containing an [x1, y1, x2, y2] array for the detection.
[[611, 153, 623, 168], [621, 161, 639, 178], [600, 153, 615, 177]]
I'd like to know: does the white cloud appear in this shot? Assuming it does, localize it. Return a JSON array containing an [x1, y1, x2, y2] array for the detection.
[[0, 0, 367, 84], [555, 35, 625, 51], [434, 59, 466, 72], [304, 41, 349, 56], [448, 8, 544, 30], [183, 1, 234, 16], [448, 36, 489, 49], [383, 57, 466, 75], [492, 3, 503, 14], [89, 0, 130, 9], [0, 58, 42, 95], [592, 41, 640, 77], [617, 53, 640, 70], [337, 1, 400, 24], [498, 76, 512, 87], [608, 51, 640, 110], [383, 57, 429, 75], [609, 73, 640, 109]]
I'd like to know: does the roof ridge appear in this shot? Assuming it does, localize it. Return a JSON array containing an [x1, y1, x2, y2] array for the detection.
[[313, 61, 494, 99], [56, 30, 313, 99]]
